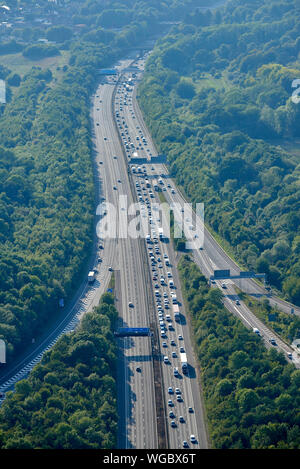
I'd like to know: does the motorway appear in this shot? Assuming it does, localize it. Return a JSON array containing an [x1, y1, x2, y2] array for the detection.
[[112, 59, 208, 449], [94, 63, 157, 448]]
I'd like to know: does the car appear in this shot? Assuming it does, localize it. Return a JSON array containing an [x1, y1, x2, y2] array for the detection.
[[163, 356, 169, 364], [190, 435, 197, 444], [188, 407, 193, 413], [113, 186, 117, 190], [171, 421, 177, 428], [169, 411, 175, 418], [168, 400, 173, 406], [179, 416, 185, 423], [171, 340, 176, 346], [162, 341, 167, 348], [235, 299, 240, 305], [97, 257, 102, 263], [136, 367, 141, 373], [183, 441, 189, 448], [287, 352, 293, 360], [178, 334, 183, 340], [269, 338, 277, 346], [179, 346, 185, 353], [172, 351, 177, 358], [108, 267, 113, 272], [168, 387, 173, 394], [128, 302, 134, 308], [177, 395, 183, 402], [96, 123, 99, 126], [175, 388, 181, 394]]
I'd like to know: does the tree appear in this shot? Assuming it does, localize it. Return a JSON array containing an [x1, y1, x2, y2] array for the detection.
[[7, 73, 21, 87], [46, 26, 73, 43], [176, 79, 195, 99]]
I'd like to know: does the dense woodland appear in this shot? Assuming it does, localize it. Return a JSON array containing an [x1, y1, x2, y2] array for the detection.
[[179, 255, 300, 449], [138, 0, 300, 305], [0, 294, 118, 449]]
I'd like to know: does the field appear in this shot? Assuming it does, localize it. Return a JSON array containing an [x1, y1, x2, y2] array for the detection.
[[0, 50, 70, 79]]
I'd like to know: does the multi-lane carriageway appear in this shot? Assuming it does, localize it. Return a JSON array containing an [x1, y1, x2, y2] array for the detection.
[[95, 57, 209, 449]]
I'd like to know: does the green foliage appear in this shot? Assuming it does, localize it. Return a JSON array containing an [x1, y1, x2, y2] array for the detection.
[[7, 73, 21, 87], [138, 0, 300, 305], [23, 44, 60, 60], [46, 26, 73, 43], [178, 255, 300, 449], [0, 296, 118, 449], [240, 293, 300, 343]]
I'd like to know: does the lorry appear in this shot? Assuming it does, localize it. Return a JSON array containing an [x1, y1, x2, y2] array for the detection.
[[173, 304, 180, 321], [171, 293, 177, 304], [88, 271, 96, 283], [152, 179, 159, 191], [180, 352, 188, 374]]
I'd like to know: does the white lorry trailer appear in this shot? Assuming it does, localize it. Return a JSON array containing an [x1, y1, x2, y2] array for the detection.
[[180, 352, 188, 374]]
